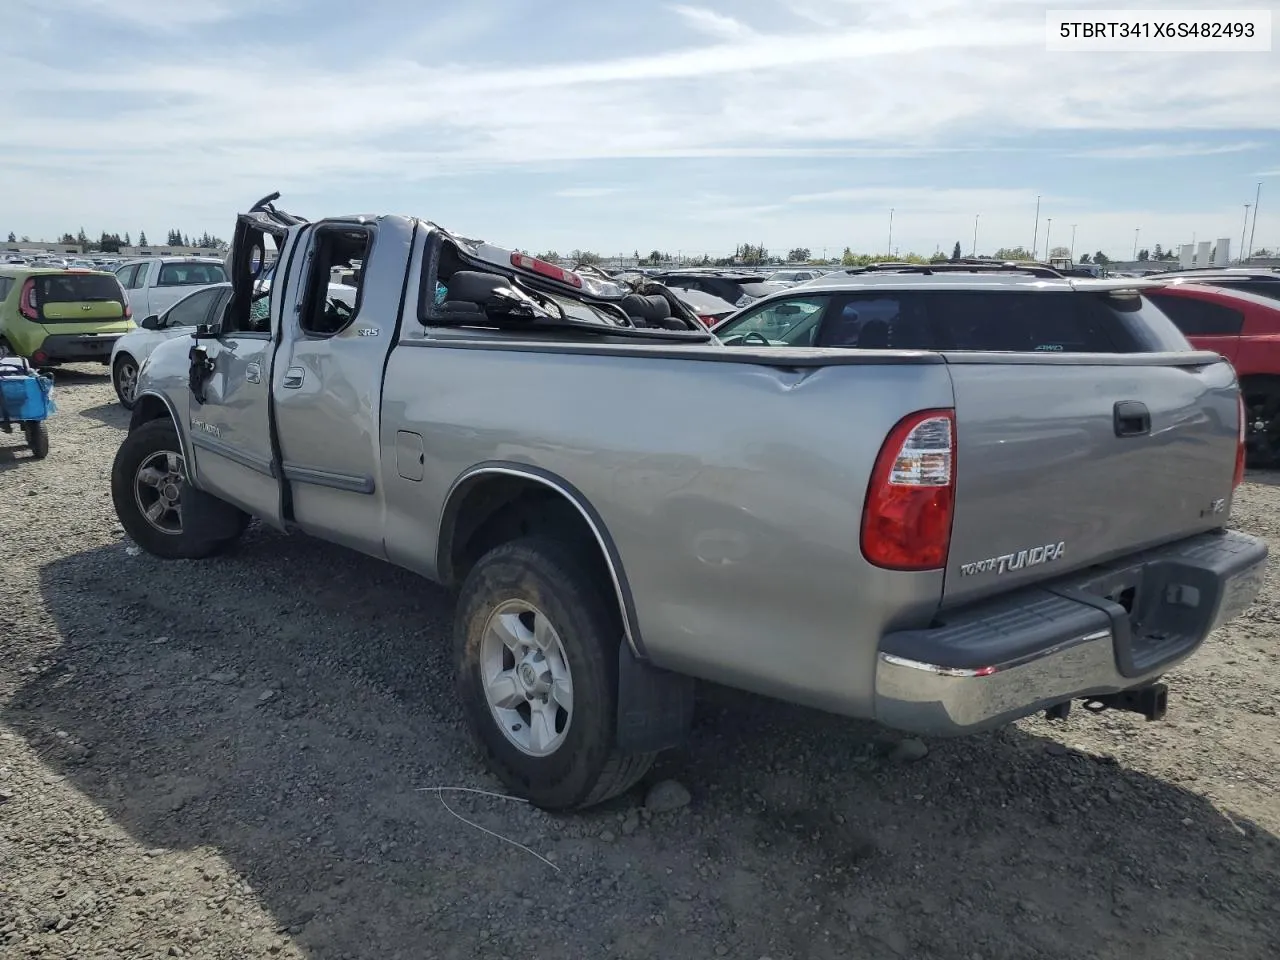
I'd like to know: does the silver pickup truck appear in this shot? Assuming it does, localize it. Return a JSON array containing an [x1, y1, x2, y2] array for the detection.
[[111, 194, 1267, 809]]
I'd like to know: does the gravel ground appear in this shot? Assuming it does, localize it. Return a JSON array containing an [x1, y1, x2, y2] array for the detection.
[[2, 367, 1279, 960]]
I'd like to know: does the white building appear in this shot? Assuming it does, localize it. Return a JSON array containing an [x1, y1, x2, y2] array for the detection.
[[1, 240, 84, 255], [119, 245, 228, 259]]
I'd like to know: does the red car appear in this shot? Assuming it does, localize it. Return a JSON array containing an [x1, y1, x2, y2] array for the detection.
[[1145, 282, 1280, 466]]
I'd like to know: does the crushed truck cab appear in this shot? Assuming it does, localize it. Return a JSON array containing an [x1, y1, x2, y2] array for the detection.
[[112, 193, 1267, 810]]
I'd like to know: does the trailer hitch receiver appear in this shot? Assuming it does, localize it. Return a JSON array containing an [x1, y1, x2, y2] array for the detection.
[[1082, 682, 1169, 722]]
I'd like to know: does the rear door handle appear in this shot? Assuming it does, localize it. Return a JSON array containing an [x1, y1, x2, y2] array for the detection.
[[1114, 400, 1151, 437], [245, 362, 261, 384], [283, 366, 305, 389]]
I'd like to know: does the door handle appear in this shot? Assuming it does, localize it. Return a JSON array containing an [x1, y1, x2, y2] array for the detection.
[[1114, 400, 1151, 437], [245, 362, 261, 384], [283, 366, 305, 389]]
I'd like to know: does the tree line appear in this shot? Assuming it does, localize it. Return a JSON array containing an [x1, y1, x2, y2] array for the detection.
[[524, 238, 1226, 269], [4, 228, 225, 253]]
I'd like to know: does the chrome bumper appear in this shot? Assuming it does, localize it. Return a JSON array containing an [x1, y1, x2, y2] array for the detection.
[[874, 529, 1268, 737]]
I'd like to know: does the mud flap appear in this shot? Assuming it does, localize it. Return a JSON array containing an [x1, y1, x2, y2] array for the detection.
[[616, 640, 695, 754], [180, 482, 246, 542]]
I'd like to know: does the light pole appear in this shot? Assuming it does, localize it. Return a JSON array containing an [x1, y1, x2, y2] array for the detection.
[[1070, 224, 1078, 261], [1240, 204, 1252, 265], [972, 214, 980, 256], [1248, 181, 1263, 262], [888, 208, 894, 256], [1045, 218, 1052, 261], [1031, 195, 1041, 258]]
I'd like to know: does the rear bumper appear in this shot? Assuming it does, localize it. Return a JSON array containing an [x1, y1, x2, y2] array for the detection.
[[874, 529, 1268, 736], [37, 332, 121, 362]]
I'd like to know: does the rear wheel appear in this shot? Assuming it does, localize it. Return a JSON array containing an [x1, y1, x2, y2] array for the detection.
[[1243, 379, 1280, 468], [455, 537, 655, 810], [112, 353, 140, 409], [111, 418, 244, 559], [22, 422, 48, 460]]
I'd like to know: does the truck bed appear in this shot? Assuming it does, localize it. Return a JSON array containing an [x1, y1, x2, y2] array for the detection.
[[377, 332, 1241, 718]]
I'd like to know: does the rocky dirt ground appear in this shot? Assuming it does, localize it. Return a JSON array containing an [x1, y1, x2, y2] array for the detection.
[[1, 367, 1278, 960]]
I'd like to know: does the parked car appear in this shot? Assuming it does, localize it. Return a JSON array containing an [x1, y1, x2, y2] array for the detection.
[[711, 265, 1185, 354], [111, 283, 231, 409], [1154, 268, 1280, 305], [669, 287, 738, 327], [112, 256, 227, 322], [651, 269, 777, 307], [0, 265, 132, 365], [1144, 282, 1280, 466], [764, 269, 823, 287], [113, 193, 1264, 811], [110, 270, 359, 409]]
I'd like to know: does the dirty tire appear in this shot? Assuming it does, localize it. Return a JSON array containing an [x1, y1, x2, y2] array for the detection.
[[110, 418, 226, 560], [23, 421, 48, 460], [112, 353, 139, 410], [455, 536, 656, 810]]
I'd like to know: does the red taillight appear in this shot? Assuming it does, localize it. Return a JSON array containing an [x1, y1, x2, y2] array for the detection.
[[1234, 392, 1246, 489], [861, 408, 956, 571], [18, 278, 38, 320], [116, 278, 131, 319], [31, 350, 48, 365], [510, 253, 584, 289]]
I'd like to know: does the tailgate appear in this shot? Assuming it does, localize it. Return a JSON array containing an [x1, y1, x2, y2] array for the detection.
[[943, 352, 1240, 605], [36, 273, 126, 322]]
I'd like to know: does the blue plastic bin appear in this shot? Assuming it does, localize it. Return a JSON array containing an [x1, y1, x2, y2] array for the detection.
[[0, 374, 53, 421]]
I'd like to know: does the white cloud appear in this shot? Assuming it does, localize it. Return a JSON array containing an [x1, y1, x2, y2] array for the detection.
[[2, 0, 1277, 253], [669, 5, 755, 40], [1069, 142, 1262, 160], [554, 187, 629, 198], [653, 191, 1250, 262], [787, 186, 1066, 213], [7, 0, 263, 30]]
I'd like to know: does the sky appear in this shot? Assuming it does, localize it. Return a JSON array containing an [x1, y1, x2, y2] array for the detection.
[[1, 0, 1278, 260]]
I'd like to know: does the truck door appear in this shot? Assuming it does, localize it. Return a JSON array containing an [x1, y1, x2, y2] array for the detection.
[[269, 216, 412, 556], [151, 262, 210, 317], [184, 209, 294, 529], [118, 262, 154, 318]]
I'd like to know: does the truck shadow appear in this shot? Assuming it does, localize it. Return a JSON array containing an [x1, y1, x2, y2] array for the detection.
[[11, 533, 1280, 960], [47, 365, 110, 386], [1244, 467, 1280, 488], [77, 399, 131, 429]]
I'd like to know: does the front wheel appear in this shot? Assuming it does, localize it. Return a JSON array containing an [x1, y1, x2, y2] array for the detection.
[[455, 537, 655, 810], [113, 353, 139, 409], [110, 418, 243, 559]]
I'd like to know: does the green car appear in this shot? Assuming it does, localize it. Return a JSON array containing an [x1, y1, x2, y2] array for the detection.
[[0, 266, 134, 365]]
